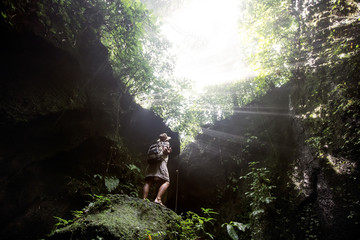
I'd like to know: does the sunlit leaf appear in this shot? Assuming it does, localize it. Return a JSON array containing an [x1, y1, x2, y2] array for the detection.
[[226, 224, 239, 240], [232, 222, 249, 232]]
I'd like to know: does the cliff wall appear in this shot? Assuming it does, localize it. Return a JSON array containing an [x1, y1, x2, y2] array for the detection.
[[174, 1, 360, 239], [0, 19, 179, 240]]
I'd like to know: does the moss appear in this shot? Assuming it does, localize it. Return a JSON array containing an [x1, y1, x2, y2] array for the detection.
[[48, 194, 179, 240]]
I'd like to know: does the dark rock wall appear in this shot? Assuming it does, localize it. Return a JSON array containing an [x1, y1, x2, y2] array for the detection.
[[173, 86, 296, 238], [173, 1, 360, 239], [290, 0, 360, 239], [0, 27, 179, 240]]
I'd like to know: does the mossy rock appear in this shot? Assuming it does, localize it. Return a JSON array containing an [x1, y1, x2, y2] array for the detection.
[[48, 194, 180, 240]]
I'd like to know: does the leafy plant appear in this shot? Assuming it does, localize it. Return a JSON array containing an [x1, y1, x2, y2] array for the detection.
[[224, 162, 276, 240], [53, 210, 84, 229], [53, 216, 73, 228], [222, 221, 250, 240], [167, 208, 218, 240], [144, 228, 166, 240], [85, 194, 112, 213], [72, 210, 84, 219], [88, 193, 111, 203]]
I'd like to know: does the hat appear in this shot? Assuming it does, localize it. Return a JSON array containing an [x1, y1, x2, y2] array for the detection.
[[157, 133, 171, 142]]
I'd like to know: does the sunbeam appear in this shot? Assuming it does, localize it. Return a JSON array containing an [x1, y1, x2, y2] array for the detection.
[[161, 0, 253, 91]]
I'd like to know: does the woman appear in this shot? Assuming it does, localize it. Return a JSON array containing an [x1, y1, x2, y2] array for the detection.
[[143, 133, 172, 206]]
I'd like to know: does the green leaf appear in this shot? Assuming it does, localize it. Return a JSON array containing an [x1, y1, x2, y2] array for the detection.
[[232, 222, 249, 232], [251, 209, 265, 216], [1, 11, 7, 19], [226, 224, 239, 240]]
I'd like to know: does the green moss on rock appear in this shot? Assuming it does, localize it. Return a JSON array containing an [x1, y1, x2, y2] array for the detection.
[[48, 194, 180, 240]]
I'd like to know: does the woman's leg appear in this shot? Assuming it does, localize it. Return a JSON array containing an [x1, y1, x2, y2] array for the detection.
[[154, 181, 170, 205], [143, 179, 152, 200]]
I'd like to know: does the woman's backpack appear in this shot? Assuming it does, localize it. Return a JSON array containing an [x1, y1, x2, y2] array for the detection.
[[147, 142, 164, 164]]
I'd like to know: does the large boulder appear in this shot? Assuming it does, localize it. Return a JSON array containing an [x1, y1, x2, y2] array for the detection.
[[48, 194, 180, 240]]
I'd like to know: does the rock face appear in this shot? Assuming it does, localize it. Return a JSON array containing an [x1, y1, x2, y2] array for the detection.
[[173, 85, 297, 238], [0, 24, 180, 240], [172, 1, 360, 239], [48, 194, 179, 240], [290, 0, 360, 239]]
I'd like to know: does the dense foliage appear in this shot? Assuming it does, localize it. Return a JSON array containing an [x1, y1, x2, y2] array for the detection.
[[184, 1, 360, 239], [142, 0, 298, 147], [291, 0, 360, 161], [3, 0, 358, 153], [140, 0, 187, 17], [1, 1, 173, 93], [238, 0, 296, 89], [221, 0, 360, 239], [0, 0, 299, 147]]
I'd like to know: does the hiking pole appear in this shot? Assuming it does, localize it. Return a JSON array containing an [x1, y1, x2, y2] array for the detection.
[[175, 169, 179, 213]]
